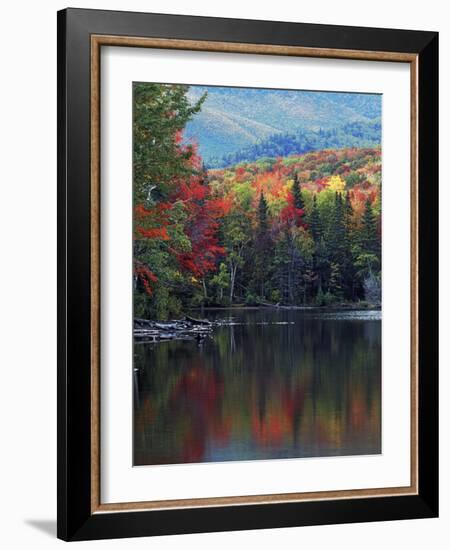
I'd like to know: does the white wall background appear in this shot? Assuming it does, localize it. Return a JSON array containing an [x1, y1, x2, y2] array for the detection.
[[0, 1, 446, 548]]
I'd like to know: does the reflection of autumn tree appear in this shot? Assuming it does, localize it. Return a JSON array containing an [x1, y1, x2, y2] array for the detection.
[[134, 313, 381, 465], [134, 348, 232, 464]]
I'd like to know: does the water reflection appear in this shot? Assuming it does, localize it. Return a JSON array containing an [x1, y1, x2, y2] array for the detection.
[[133, 309, 381, 465]]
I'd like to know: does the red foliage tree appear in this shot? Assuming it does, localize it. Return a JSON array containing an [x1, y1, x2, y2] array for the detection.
[[279, 191, 306, 229], [171, 141, 231, 278]]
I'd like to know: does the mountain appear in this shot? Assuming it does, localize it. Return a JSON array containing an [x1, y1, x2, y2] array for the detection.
[[207, 121, 381, 168], [184, 86, 381, 165]]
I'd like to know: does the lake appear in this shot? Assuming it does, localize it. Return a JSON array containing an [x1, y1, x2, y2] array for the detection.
[[133, 308, 381, 466]]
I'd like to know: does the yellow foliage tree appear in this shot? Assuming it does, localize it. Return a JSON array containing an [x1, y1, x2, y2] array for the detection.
[[327, 175, 346, 193]]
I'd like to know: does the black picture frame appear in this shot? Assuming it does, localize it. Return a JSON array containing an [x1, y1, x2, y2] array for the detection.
[[57, 7, 438, 541]]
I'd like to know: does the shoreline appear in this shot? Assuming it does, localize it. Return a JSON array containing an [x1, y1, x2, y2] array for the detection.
[[134, 306, 381, 343], [192, 304, 382, 312]]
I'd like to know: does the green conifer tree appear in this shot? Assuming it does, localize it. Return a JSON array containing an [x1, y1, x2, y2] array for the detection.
[[254, 192, 272, 298], [258, 191, 269, 232], [310, 194, 322, 243], [329, 261, 343, 300], [361, 199, 380, 258], [292, 173, 304, 210], [343, 192, 356, 299], [331, 192, 346, 266]]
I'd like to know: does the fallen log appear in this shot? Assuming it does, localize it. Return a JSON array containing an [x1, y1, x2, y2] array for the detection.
[[154, 321, 187, 330], [134, 317, 155, 328], [185, 315, 212, 326], [134, 316, 213, 343]]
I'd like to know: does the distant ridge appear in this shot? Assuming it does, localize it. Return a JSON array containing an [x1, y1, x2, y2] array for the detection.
[[206, 121, 381, 169], [184, 86, 381, 165]]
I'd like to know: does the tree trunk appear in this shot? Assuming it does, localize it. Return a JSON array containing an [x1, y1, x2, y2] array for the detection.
[[229, 265, 237, 303]]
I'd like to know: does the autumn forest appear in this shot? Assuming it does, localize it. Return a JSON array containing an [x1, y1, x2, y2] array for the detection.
[[133, 82, 382, 466], [133, 83, 382, 320]]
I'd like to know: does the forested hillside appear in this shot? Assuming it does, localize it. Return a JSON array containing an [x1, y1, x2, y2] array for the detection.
[[206, 121, 380, 168], [185, 86, 381, 164], [134, 83, 381, 320]]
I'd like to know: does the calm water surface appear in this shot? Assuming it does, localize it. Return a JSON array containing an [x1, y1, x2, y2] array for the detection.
[[133, 308, 381, 465]]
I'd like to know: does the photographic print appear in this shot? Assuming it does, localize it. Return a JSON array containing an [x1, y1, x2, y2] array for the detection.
[[133, 83, 382, 466], [58, 11, 438, 539]]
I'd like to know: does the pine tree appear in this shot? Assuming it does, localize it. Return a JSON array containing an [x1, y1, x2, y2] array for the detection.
[[352, 198, 381, 302], [310, 194, 322, 243], [331, 192, 346, 265], [343, 192, 356, 300], [309, 194, 328, 298], [258, 192, 269, 233], [273, 233, 290, 303], [344, 192, 354, 235], [329, 261, 343, 300], [323, 193, 346, 299], [254, 192, 272, 298], [361, 199, 380, 258], [292, 173, 304, 210]]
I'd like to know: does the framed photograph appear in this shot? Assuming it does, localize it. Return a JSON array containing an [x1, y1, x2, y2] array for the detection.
[[57, 8, 438, 541]]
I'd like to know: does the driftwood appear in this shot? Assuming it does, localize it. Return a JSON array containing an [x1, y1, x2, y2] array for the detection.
[[134, 316, 213, 343], [258, 300, 281, 308], [185, 315, 212, 326]]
